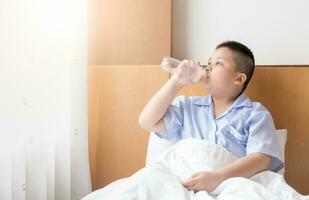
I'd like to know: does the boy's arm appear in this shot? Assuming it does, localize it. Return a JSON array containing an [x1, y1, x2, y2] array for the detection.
[[219, 152, 271, 179], [138, 74, 183, 132], [183, 153, 270, 192], [139, 60, 202, 133]]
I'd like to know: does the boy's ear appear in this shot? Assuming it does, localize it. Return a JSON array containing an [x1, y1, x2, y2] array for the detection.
[[234, 73, 247, 86]]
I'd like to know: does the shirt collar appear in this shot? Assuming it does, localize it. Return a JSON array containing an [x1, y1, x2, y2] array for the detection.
[[232, 93, 253, 108], [193, 93, 252, 108], [193, 95, 212, 106]]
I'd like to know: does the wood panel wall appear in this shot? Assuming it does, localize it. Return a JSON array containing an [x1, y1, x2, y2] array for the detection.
[[88, 66, 169, 190], [88, 65, 309, 194], [88, 0, 172, 190], [88, 0, 172, 65]]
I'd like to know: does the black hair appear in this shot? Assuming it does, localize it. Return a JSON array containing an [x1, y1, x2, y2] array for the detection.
[[216, 41, 255, 95]]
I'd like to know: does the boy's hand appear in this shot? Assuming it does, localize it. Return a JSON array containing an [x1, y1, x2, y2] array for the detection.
[[182, 171, 225, 192], [172, 60, 204, 87]]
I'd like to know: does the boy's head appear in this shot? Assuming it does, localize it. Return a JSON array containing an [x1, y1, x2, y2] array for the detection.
[[204, 41, 255, 98], [216, 41, 255, 93]]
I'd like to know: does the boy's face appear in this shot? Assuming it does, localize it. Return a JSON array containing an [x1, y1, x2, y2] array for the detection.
[[202, 47, 244, 98]]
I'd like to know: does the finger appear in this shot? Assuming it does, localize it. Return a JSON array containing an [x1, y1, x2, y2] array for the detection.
[[182, 179, 196, 187], [191, 172, 202, 177], [188, 60, 193, 67], [186, 182, 201, 192], [193, 61, 200, 67], [183, 175, 201, 186], [179, 59, 188, 67], [186, 185, 199, 192], [186, 186, 196, 191], [178, 59, 189, 70]]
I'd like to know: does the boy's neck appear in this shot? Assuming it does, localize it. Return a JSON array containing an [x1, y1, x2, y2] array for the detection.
[[212, 96, 237, 119]]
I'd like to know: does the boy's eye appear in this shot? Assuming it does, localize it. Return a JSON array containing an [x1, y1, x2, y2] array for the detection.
[[215, 61, 223, 66]]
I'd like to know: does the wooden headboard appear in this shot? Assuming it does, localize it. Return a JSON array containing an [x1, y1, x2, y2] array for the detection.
[[88, 65, 309, 194]]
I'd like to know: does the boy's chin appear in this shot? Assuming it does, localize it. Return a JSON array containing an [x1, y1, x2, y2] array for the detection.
[[202, 84, 212, 93]]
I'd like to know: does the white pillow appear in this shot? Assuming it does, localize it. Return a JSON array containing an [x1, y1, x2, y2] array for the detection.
[[276, 129, 288, 174], [146, 133, 178, 166], [146, 129, 288, 174]]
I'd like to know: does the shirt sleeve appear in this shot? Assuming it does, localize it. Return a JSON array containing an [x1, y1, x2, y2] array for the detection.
[[154, 96, 186, 140], [246, 104, 284, 172]]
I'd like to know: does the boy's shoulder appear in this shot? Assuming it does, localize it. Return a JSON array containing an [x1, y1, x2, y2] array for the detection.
[[234, 94, 272, 117]]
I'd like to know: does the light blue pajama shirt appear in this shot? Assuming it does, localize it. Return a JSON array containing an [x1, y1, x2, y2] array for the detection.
[[155, 93, 284, 172]]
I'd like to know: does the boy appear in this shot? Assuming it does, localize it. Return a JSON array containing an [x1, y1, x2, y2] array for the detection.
[[138, 41, 283, 192]]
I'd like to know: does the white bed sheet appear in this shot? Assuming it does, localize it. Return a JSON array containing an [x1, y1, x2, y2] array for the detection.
[[83, 139, 308, 200]]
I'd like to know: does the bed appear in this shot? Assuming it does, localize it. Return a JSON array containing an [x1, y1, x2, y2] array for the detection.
[[87, 65, 309, 196], [83, 130, 308, 200]]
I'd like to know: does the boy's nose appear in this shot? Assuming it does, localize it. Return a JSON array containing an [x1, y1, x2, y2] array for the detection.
[[205, 65, 212, 73]]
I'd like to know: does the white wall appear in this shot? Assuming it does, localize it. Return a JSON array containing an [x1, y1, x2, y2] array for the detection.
[[172, 0, 309, 65], [0, 0, 90, 199]]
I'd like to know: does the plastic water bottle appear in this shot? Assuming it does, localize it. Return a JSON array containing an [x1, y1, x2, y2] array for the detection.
[[161, 57, 182, 73], [160, 57, 207, 83]]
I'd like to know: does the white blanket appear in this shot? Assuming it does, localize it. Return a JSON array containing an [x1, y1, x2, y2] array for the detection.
[[82, 139, 309, 200]]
